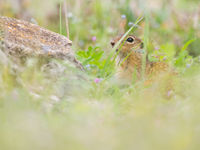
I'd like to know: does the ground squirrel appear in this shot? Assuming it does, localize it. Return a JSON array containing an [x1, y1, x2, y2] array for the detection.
[[111, 34, 170, 83], [0, 16, 84, 70]]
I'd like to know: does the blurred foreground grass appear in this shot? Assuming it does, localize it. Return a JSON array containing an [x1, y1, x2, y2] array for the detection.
[[0, 0, 200, 150], [0, 56, 200, 150]]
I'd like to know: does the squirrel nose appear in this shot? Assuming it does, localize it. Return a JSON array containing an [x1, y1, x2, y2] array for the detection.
[[110, 41, 115, 47]]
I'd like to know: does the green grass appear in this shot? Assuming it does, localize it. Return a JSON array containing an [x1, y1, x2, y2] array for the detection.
[[59, 2, 62, 35], [0, 0, 200, 149]]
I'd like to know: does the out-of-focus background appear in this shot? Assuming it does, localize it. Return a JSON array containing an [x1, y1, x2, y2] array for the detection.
[[1, 0, 199, 55], [0, 0, 200, 150]]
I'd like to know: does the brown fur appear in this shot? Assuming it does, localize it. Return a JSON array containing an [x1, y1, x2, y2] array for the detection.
[[111, 34, 170, 82]]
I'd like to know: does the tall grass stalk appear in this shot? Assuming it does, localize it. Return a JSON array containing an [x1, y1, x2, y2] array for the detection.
[[141, 14, 149, 80], [63, 0, 70, 39], [59, 2, 62, 35], [101, 16, 144, 78]]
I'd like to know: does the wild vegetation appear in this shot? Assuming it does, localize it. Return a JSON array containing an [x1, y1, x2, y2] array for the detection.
[[0, 0, 200, 149]]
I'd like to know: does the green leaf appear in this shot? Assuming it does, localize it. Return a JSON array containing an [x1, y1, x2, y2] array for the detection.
[[181, 39, 196, 52]]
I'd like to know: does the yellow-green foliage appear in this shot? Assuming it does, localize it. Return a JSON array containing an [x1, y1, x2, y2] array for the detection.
[[0, 0, 200, 150]]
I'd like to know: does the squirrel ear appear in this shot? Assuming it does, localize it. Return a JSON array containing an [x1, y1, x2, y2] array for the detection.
[[119, 15, 127, 34]]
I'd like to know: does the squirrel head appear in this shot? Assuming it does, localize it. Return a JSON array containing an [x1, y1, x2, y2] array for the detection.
[[110, 34, 143, 57]]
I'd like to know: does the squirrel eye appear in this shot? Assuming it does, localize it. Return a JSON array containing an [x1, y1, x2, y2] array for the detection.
[[126, 37, 134, 43]]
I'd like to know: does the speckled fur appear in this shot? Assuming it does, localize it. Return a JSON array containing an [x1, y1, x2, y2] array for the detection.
[[0, 16, 84, 70], [111, 34, 170, 82]]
